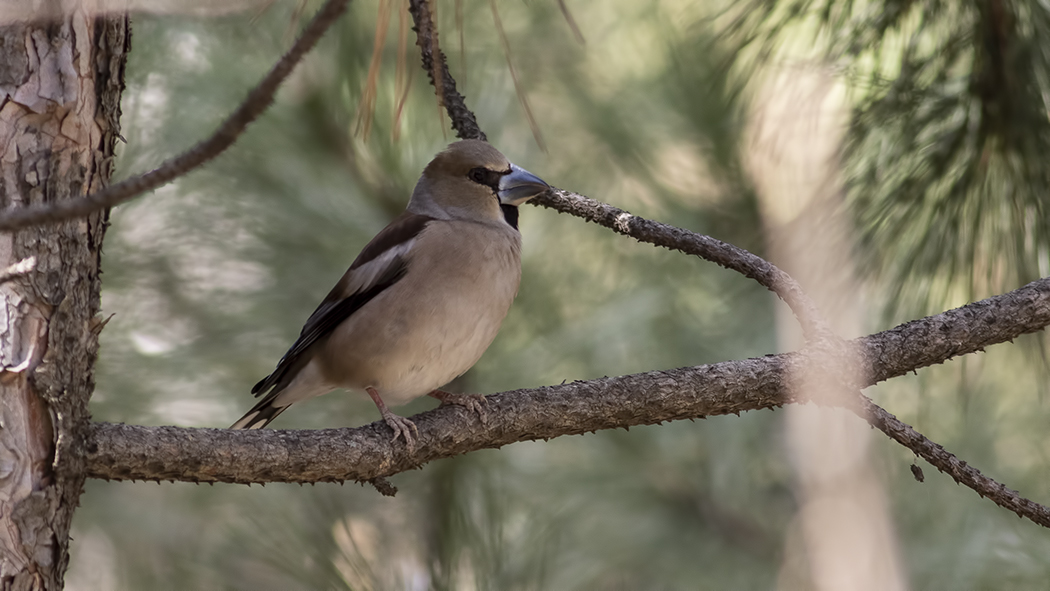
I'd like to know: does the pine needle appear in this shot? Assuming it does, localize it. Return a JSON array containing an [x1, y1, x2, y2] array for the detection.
[[456, 0, 466, 80], [489, 0, 546, 151], [355, 0, 394, 140], [556, 0, 585, 44], [393, 0, 413, 141]]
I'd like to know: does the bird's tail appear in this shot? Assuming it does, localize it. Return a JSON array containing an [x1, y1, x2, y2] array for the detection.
[[230, 396, 289, 430]]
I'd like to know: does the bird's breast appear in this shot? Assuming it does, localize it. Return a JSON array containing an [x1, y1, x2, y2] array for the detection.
[[319, 220, 523, 404]]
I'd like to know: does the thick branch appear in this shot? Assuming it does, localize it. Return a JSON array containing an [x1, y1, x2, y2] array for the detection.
[[0, 0, 351, 232], [86, 278, 1050, 511]]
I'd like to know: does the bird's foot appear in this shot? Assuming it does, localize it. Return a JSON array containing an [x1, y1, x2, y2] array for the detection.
[[380, 407, 419, 450], [367, 386, 419, 450], [428, 390, 488, 424]]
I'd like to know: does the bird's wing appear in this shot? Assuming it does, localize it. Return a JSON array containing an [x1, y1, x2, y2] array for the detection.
[[252, 212, 435, 396]]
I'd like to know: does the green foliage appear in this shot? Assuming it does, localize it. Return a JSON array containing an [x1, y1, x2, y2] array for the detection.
[[727, 0, 1050, 317]]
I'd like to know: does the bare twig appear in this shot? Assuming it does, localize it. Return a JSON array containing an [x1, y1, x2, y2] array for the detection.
[[543, 185, 1050, 527], [533, 188, 835, 343], [406, 0, 487, 141], [84, 276, 1050, 527], [857, 397, 1050, 525], [0, 0, 352, 232]]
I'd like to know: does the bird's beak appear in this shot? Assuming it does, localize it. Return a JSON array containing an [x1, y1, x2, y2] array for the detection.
[[498, 163, 549, 206]]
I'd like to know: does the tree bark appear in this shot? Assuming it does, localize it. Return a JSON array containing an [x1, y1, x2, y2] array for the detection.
[[0, 13, 127, 590]]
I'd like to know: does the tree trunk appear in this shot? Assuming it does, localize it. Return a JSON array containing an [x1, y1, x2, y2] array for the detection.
[[0, 12, 128, 590]]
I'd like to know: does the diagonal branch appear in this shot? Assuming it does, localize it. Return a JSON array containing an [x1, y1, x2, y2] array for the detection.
[[406, 0, 487, 141], [532, 189, 837, 344], [0, 0, 352, 232], [855, 396, 1050, 526], [85, 276, 1050, 526]]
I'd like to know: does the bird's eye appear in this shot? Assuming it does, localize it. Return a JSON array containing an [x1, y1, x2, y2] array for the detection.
[[468, 167, 488, 184]]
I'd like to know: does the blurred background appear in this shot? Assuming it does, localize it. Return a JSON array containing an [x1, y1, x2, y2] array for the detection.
[[67, 0, 1050, 588]]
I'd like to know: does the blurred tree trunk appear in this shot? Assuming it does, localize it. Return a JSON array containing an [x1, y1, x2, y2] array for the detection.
[[0, 13, 128, 590]]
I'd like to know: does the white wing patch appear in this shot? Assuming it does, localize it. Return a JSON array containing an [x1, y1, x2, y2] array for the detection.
[[343, 237, 418, 296]]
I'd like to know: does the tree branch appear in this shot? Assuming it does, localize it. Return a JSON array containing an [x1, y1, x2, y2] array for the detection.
[[532, 189, 838, 343], [11, 0, 1032, 533], [85, 276, 1050, 525], [406, 0, 487, 141], [0, 0, 352, 232], [856, 397, 1050, 526]]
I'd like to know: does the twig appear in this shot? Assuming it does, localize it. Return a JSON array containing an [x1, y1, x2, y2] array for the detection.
[[556, 0, 586, 44], [406, 0, 487, 141], [857, 396, 1050, 526], [0, 0, 352, 232], [538, 189, 837, 343], [532, 185, 1050, 526], [84, 276, 1050, 528]]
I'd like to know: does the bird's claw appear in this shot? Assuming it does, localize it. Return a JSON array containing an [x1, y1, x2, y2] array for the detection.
[[429, 390, 488, 424], [381, 410, 419, 451]]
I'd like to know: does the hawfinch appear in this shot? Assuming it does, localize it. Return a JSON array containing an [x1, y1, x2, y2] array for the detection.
[[231, 140, 549, 449]]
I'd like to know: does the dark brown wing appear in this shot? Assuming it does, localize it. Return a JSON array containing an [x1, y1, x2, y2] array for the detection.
[[251, 212, 434, 396]]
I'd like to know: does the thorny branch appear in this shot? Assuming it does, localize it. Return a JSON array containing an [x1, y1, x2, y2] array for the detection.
[[0, 0, 352, 232]]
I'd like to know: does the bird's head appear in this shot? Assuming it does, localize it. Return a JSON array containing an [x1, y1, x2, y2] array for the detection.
[[408, 140, 549, 226]]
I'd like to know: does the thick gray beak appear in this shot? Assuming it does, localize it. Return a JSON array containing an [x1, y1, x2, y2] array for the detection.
[[498, 163, 549, 206]]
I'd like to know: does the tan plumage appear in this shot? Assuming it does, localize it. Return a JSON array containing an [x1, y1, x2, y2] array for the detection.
[[231, 140, 549, 449]]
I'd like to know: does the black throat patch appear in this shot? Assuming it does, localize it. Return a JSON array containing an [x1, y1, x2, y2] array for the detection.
[[500, 204, 519, 229]]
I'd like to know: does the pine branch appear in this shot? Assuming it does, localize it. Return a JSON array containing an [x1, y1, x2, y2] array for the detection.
[[406, 0, 487, 141], [532, 189, 838, 344], [85, 276, 1050, 526]]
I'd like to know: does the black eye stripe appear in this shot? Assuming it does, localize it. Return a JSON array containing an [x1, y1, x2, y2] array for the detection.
[[468, 167, 507, 191]]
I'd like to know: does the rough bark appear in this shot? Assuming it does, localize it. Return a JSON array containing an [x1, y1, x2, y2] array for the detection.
[[84, 275, 1050, 487], [0, 14, 127, 591]]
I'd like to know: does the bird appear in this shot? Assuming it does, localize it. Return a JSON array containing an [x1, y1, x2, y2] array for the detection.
[[231, 140, 549, 450]]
